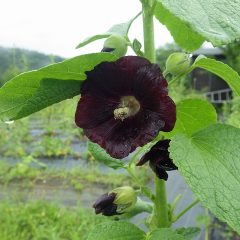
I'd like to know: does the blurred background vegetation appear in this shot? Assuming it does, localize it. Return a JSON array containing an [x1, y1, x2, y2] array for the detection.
[[0, 47, 64, 86], [0, 43, 240, 239]]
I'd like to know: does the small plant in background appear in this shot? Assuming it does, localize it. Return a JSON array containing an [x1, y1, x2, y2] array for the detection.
[[1, 0, 240, 239], [0, 201, 109, 240], [0, 155, 46, 184]]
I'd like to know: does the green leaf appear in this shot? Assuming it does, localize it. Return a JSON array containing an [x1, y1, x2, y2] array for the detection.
[[133, 39, 142, 52], [175, 227, 201, 240], [165, 99, 217, 138], [76, 12, 140, 49], [154, 2, 204, 52], [0, 53, 117, 121], [148, 228, 186, 240], [87, 221, 145, 240], [106, 12, 141, 36], [158, 0, 240, 46], [76, 34, 111, 49], [170, 124, 240, 234], [132, 39, 144, 57], [193, 57, 240, 96], [88, 141, 124, 169]]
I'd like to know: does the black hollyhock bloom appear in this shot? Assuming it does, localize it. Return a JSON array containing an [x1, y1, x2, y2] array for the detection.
[[137, 139, 177, 181], [93, 193, 119, 216], [75, 56, 176, 159]]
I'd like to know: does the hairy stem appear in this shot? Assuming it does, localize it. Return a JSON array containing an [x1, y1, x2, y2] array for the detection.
[[142, 0, 169, 229], [173, 199, 199, 222]]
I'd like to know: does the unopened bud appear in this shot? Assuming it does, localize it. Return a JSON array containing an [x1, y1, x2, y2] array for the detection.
[[165, 52, 191, 76], [101, 35, 128, 57], [112, 186, 137, 213], [93, 186, 137, 216]]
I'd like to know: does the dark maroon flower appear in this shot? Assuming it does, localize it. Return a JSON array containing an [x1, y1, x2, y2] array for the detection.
[[93, 193, 119, 216], [75, 56, 176, 159], [137, 139, 177, 181]]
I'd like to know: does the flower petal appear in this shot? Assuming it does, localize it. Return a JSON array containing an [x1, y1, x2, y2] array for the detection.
[[138, 139, 177, 180], [75, 95, 117, 129], [101, 204, 119, 216], [81, 56, 151, 99], [85, 109, 164, 159], [154, 167, 169, 181], [93, 193, 116, 209], [133, 64, 176, 132], [154, 96, 176, 132]]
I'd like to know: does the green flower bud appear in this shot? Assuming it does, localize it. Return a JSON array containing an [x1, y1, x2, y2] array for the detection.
[[102, 35, 128, 57], [165, 52, 191, 76], [112, 186, 137, 213]]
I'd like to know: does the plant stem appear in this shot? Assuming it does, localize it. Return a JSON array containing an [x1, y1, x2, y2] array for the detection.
[[168, 67, 193, 85], [205, 209, 209, 240], [154, 177, 170, 227], [142, 0, 156, 63], [142, 0, 169, 229], [173, 199, 199, 222]]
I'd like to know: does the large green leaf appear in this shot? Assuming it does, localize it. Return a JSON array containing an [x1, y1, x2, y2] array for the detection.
[[0, 53, 117, 121], [148, 228, 185, 240], [154, 2, 204, 52], [193, 57, 240, 96], [165, 99, 217, 138], [157, 0, 240, 46], [88, 141, 124, 169], [87, 221, 145, 240], [76, 13, 140, 49], [170, 124, 240, 234]]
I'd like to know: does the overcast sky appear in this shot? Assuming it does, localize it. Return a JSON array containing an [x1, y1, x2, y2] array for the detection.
[[0, 0, 174, 58]]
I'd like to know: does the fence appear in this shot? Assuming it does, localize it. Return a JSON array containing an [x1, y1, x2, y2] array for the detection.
[[204, 88, 232, 104]]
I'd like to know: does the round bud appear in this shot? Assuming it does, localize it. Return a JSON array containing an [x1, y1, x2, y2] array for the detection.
[[102, 35, 128, 57], [112, 186, 137, 213], [165, 52, 191, 76]]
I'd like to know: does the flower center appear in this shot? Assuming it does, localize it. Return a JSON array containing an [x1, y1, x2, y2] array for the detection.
[[114, 96, 140, 121]]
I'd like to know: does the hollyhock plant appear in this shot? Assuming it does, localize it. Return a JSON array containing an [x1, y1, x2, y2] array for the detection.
[[137, 139, 177, 180], [3, 0, 240, 237], [75, 56, 176, 159]]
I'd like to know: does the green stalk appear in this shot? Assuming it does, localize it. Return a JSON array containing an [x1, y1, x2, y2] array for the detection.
[[142, 0, 156, 63], [172, 199, 199, 223], [154, 177, 170, 227], [141, 0, 169, 228]]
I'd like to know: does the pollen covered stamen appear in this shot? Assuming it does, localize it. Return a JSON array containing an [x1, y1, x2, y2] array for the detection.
[[114, 96, 140, 121]]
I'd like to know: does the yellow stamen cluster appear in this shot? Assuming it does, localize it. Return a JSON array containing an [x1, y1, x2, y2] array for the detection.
[[114, 96, 140, 121]]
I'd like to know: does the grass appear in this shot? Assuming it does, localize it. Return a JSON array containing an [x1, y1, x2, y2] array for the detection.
[[0, 200, 109, 240], [0, 160, 137, 190]]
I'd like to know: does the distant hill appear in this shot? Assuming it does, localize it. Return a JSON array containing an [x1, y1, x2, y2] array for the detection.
[[0, 46, 64, 86]]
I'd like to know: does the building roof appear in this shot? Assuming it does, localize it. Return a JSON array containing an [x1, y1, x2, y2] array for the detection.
[[193, 47, 224, 56]]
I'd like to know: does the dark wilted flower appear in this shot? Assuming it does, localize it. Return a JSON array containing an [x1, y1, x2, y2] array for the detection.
[[93, 186, 137, 216], [75, 56, 176, 159], [93, 192, 118, 216], [137, 139, 177, 181]]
